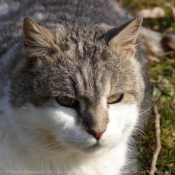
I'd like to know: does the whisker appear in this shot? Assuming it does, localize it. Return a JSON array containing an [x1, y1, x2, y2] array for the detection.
[[24, 141, 63, 151], [0, 134, 63, 151], [133, 128, 145, 137], [0, 141, 62, 151], [139, 94, 161, 114], [20, 133, 50, 149], [41, 143, 66, 153], [50, 148, 68, 154]]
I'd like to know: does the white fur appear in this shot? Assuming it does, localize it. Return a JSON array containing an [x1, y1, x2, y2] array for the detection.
[[0, 92, 139, 175]]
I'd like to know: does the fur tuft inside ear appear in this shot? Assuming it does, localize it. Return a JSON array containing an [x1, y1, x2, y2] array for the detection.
[[108, 16, 143, 55], [23, 17, 57, 59]]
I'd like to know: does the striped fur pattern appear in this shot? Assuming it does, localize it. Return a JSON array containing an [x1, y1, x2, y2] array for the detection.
[[0, 0, 151, 174]]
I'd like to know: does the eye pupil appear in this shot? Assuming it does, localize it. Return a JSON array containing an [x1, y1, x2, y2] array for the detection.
[[56, 96, 79, 108]]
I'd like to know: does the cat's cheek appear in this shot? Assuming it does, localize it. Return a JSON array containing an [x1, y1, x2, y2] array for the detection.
[[101, 103, 138, 145], [46, 106, 96, 148], [7, 102, 96, 150]]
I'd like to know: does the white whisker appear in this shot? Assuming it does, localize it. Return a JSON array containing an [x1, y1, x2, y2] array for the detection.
[[41, 143, 66, 153], [139, 95, 161, 114], [20, 133, 50, 149]]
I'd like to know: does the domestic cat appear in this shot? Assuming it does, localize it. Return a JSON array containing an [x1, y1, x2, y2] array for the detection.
[[0, 0, 150, 174]]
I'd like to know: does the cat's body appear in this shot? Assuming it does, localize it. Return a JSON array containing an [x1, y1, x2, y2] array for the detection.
[[0, 0, 150, 174]]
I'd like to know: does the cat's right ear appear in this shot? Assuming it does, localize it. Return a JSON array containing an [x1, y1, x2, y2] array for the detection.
[[23, 17, 58, 59], [101, 16, 143, 56]]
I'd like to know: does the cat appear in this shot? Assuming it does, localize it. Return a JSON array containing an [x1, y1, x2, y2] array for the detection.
[[0, 0, 151, 174]]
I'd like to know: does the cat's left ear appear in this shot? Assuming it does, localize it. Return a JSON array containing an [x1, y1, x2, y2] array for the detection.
[[106, 16, 143, 55], [23, 17, 57, 58]]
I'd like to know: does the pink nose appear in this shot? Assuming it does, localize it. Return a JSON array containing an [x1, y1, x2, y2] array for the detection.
[[87, 129, 105, 140]]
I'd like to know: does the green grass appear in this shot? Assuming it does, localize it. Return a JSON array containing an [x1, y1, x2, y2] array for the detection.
[[122, 0, 175, 173], [139, 55, 175, 173]]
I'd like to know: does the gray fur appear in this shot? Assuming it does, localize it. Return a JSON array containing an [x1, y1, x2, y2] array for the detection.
[[0, 0, 151, 174]]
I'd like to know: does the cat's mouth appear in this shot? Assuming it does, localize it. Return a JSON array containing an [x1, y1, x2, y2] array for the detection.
[[83, 142, 102, 152]]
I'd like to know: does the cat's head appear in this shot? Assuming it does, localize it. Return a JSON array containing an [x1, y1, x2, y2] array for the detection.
[[8, 16, 144, 154]]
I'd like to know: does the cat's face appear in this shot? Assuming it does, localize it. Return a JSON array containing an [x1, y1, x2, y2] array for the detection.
[[7, 17, 144, 154]]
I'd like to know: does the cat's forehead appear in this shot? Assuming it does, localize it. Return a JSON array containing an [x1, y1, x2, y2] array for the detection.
[[51, 25, 112, 96], [50, 43, 112, 100], [54, 23, 105, 53], [55, 22, 102, 41]]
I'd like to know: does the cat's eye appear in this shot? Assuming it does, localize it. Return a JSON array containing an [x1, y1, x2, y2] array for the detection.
[[56, 96, 79, 108], [107, 93, 123, 104]]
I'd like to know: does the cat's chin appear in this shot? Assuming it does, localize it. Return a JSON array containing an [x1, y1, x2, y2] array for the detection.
[[68, 140, 114, 155], [82, 142, 104, 153]]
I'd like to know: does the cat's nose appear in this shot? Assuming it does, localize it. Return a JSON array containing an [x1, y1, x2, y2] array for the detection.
[[87, 129, 105, 140]]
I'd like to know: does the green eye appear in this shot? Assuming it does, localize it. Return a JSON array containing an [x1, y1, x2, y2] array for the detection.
[[107, 93, 123, 104], [56, 96, 79, 108]]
